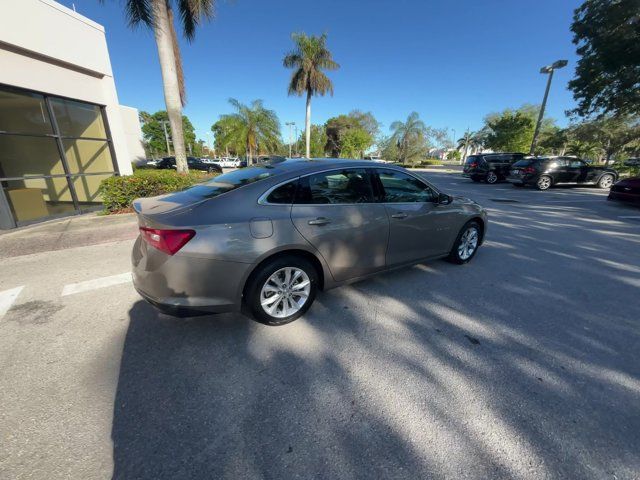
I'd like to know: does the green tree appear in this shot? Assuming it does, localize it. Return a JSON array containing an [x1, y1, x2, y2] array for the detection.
[[140, 110, 197, 157], [324, 113, 378, 157], [568, 0, 640, 118], [283, 33, 339, 158], [446, 149, 461, 161], [484, 110, 534, 152], [389, 112, 431, 164], [296, 124, 328, 157], [213, 99, 281, 163], [565, 140, 601, 160], [339, 128, 373, 158], [571, 116, 640, 163], [537, 127, 570, 155], [105, 0, 215, 173]]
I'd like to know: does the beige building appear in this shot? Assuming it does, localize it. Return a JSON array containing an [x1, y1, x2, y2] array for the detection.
[[0, 0, 145, 229]]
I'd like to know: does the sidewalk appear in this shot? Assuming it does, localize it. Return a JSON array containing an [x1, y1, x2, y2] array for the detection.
[[0, 213, 138, 259]]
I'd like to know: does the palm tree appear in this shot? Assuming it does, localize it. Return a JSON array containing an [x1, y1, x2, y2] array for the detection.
[[283, 33, 339, 158], [457, 129, 487, 163], [215, 99, 281, 163], [104, 0, 214, 173], [389, 112, 430, 163]]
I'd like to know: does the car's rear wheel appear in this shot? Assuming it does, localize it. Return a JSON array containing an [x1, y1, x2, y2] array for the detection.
[[536, 175, 552, 190], [245, 256, 318, 326], [598, 174, 614, 189], [447, 221, 481, 264], [485, 171, 498, 184]]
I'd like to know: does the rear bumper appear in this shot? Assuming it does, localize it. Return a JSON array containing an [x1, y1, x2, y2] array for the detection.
[[131, 236, 252, 317]]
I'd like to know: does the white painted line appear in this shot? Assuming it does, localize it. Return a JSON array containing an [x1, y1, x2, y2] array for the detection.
[[619, 216, 640, 219], [61, 272, 132, 297], [0, 286, 24, 318]]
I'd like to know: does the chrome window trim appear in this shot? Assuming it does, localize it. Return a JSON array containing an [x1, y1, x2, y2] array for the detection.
[[257, 165, 442, 206]]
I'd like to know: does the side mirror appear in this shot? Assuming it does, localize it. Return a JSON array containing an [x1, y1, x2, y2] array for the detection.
[[438, 193, 452, 205]]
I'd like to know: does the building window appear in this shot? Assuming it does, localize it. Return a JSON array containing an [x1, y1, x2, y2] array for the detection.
[[0, 85, 117, 228]]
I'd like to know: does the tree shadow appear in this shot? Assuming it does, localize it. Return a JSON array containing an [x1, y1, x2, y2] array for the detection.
[[111, 196, 640, 479]]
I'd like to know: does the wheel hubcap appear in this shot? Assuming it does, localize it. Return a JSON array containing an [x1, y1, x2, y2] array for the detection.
[[458, 227, 479, 260], [539, 177, 550, 189], [487, 172, 497, 183], [260, 267, 311, 318], [601, 176, 612, 188]]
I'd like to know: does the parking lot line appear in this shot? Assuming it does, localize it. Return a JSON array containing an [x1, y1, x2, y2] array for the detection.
[[61, 272, 132, 297], [0, 286, 24, 318]]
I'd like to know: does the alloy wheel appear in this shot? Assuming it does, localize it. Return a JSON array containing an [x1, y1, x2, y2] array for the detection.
[[599, 175, 613, 189], [537, 176, 551, 190], [458, 227, 479, 260], [486, 172, 498, 184], [260, 267, 311, 318]]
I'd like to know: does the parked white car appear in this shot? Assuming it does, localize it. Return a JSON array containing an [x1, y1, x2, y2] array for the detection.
[[216, 157, 241, 168]]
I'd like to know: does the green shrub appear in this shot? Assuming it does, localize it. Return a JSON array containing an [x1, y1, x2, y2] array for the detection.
[[402, 158, 444, 168], [611, 162, 640, 179], [99, 169, 216, 214]]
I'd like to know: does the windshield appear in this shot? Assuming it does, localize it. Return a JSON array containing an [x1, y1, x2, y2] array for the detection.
[[182, 166, 276, 200]]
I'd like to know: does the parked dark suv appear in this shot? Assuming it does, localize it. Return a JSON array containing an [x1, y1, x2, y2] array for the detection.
[[462, 153, 526, 184], [507, 156, 617, 191], [157, 156, 222, 173]]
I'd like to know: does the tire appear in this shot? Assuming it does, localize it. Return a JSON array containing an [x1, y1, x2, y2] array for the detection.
[[207, 167, 216, 174], [485, 171, 499, 184], [447, 221, 481, 265], [245, 255, 319, 326], [536, 175, 552, 191], [598, 174, 614, 189]]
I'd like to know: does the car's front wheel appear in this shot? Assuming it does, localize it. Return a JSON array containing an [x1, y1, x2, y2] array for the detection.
[[536, 175, 552, 190], [245, 256, 319, 325], [447, 221, 481, 264], [598, 174, 614, 189]]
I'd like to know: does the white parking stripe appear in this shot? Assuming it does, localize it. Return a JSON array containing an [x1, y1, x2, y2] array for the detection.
[[61, 272, 132, 297], [0, 286, 24, 318], [619, 216, 640, 220]]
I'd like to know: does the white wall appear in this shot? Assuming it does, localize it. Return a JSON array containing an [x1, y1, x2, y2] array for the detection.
[[119, 105, 147, 165], [0, 0, 133, 175]]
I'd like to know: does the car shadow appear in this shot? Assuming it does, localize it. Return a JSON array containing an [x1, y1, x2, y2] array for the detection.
[[111, 198, 640, 479]]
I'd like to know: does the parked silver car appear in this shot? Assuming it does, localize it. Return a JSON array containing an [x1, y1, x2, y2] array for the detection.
[[132, 159, 487, 325]]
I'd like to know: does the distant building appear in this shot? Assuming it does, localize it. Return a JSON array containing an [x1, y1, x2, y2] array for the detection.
[[0, 0, 145, 229]]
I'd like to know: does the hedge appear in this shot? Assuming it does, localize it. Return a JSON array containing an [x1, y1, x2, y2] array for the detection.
[[99, 169, 217, 214]]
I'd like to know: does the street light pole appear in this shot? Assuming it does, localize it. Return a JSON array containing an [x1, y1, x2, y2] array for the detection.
[[530, 60, 568, 155], [285, 122, 295, 158], [160, 120, 171, 156]]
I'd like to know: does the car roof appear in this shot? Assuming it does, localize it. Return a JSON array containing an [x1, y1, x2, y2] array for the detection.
[[258, 157, 399, 175]]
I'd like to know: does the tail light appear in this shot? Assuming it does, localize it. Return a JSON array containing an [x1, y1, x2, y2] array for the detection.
[[140, 227, 195, 255], [522, 166, 536, 174], [469, 162, 478, 168]]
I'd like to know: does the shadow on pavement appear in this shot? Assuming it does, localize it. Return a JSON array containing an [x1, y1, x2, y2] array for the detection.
[[111, 199, 640, 479]]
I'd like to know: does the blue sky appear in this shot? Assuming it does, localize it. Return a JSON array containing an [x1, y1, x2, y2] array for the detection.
[[67, 0, 583, 144]]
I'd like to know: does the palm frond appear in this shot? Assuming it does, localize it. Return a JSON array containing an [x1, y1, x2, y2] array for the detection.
[[177, 0, 215, 41]]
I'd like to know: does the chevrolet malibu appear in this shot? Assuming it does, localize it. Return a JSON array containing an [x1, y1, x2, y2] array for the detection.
[[132, 159, 487, 325]]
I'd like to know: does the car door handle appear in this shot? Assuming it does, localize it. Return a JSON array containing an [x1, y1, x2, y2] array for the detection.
[[308, 217, 331, 226], [391, 212, 408, 219]]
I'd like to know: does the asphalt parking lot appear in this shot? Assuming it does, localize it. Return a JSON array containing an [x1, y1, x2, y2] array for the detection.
[[1, 172, 639, 479]]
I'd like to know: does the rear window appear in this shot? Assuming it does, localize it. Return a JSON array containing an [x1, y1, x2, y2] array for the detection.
[[465, 156, 480, 164], [513, 159, 538, 167], [177, 166, 276, 200]]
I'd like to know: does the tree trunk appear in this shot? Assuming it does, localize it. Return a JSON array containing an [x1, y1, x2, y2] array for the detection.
[[305, 90, 312, 158], [153, 0, 188, 173]]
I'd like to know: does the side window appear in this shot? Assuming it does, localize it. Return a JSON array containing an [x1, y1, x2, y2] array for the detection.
[[266, 180, 298, 204], [295, 169, 373, 204], [376, 169, 436, 203], [570, 159, 584, 168]]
